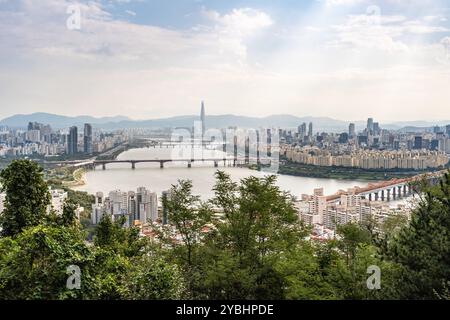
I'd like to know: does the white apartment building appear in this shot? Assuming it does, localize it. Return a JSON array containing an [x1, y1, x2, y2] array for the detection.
[[283, 145, 449, 170], [1, 189, 70, 217], [48, 188, 68, 216], [92, 188, 159, 227], [296, 188, 411, 231]]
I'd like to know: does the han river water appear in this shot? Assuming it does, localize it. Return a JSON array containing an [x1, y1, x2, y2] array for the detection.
[[74, 146, 374, 200]]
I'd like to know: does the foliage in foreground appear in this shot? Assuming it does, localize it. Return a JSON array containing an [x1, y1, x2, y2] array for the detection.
[[0, 159, 449, 300]]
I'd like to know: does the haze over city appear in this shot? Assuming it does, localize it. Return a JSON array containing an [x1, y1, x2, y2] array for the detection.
[[1, 0, 450, 121]]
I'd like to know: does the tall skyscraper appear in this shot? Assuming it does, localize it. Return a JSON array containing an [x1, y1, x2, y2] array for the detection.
[[200, 101, 206, 137], [128, 191, 137, 226], [367, 118, 374, 133], [373, 122, 380, 135], [349, 123, 355, 137], [308, 122, 313, 137], [84, 123, 93, 154], [446, 124, 450, 136], [414, 136, 423, 149], [68, 126, 78, 155]]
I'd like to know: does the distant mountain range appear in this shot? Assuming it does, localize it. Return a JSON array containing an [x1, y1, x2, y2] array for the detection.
[[0, 112, 449, 133], [0, 113, 130, 129]]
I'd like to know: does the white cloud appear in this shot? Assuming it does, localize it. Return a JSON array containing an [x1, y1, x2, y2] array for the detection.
[[0, 0, 450, 121], [203, 8, 273, 36], [324, 0, 367, 7], [200, 8, 273, 60]]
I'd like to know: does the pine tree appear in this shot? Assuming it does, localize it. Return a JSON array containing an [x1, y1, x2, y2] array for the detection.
[[387, 172, 450, 299]]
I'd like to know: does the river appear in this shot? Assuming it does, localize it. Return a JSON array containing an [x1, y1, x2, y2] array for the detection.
[[73, 146, 376, 200]]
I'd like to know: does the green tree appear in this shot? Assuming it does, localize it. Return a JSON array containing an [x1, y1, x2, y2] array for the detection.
[[0, 225, 95, 300], [124, 255, 186, 300], [0, 160, 50, 237], [386, 172, 450, 299], [60, 199, 78, 227], [160, 180, 212, 266], [274, 242, 338, 300], [94, 215, 145, 257], [199, 171, 308, 299]]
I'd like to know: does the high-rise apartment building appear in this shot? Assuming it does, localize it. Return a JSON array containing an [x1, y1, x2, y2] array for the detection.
[[91, 188, 158, 227], [308, 122, 313, 138], [136, 187, 158, 224]]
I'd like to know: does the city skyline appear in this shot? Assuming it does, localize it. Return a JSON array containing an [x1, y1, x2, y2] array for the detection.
[[1, 0, 450, 121]]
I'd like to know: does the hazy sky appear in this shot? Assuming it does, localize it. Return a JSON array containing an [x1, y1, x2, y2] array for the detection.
[[1, 0, 450, 121]]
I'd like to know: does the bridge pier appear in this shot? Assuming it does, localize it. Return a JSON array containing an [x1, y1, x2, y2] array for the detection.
[[188, 162, 192, 168], [387, 189, 391, 201], [102, 163, 106, 170], [381, 190, 385, 201], [160, 161, 164, 169], [131, 162, 136, 170], [369, 193, 372, 201], [214, 161, 218, 168], [374, 192, 379, 201]]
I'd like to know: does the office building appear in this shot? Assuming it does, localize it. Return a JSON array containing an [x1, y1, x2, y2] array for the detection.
[[84, 123, 93, 154], [373, 122, 380, 135], [349, 123, 355, 137], [414, 136, 423, 150], [68, 126, 78, 155], [367, 118, 374, 133]]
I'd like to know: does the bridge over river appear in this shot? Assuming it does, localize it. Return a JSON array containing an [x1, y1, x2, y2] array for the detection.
[[326, 170, 447, 202], [46, 156, 274, 170]]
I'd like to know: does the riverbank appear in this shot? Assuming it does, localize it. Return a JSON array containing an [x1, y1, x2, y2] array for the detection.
[[64, 168, 86, 187], [277, 160, 430, 181], [46, 166, 87, 187]]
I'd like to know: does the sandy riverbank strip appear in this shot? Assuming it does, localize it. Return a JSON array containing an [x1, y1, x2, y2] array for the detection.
[[63, 168, 87, 187]]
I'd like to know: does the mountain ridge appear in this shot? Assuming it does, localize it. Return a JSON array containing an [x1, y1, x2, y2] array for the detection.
[[1, 112, 449, 133]]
